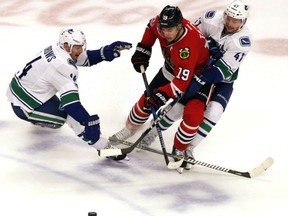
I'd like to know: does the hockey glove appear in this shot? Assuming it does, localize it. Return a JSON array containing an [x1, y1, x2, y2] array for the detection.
[[180, 73, 207, 104], [131, 42, 152, 73], [144, 89, 169, 112], [100, 41, 132, 62], [81, 115, 101, 145], [207, 37, 223, 60]]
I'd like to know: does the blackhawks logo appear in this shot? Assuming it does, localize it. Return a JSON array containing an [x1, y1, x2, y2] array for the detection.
[[179, 47, 190, 60]]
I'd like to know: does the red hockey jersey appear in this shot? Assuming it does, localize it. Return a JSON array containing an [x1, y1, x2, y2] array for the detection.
[[140, 16, 210, 98]]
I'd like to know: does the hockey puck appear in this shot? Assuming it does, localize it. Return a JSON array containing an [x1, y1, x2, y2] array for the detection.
[[88, 212, 97, 216]]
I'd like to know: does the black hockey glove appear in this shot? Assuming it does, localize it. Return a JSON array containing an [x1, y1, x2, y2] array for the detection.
[[100, 41, 132, 62], [207, 37, 223, 60], [81, 115, 101, 145], [180, 73, 207, 104], [144, 89, 169, 112], [131, 42, 152, 73]]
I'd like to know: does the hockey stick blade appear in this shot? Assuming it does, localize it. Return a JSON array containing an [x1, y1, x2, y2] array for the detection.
[[98, 139, 140, 157], [167, 158, 184, 169], [246, 157, 274, 178], [98, 128, 153, 157], [98, 148, 122, 157], [190, 157, 273, 178]]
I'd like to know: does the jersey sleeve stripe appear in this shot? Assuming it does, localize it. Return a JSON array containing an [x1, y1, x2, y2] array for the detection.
[[60, 90, 80, 107], [10, 77, 43, 110]]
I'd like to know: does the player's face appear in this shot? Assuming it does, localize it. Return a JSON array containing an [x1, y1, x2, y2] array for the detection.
[[70, 45, 84, 62], [224, 15, 243, 33], [159, 26, 180, 43]]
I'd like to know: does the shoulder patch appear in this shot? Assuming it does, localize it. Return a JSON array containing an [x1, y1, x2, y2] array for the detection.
[[239, 36, 251, 47], [178, 47, 190, 60], [67, 58, 77, 69], [205, 11, 216, 19]]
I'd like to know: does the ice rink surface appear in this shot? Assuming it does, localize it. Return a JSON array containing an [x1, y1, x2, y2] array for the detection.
[[0, 0, 288, 215]]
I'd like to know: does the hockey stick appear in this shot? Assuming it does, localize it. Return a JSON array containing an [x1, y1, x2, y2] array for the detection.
[[99, 105, 183, 169], [140, 65, 182, 168], [98, 67, 183, 169], [112, 138, 274, 178], [98, 98, 178, 156], [98, 58, 214, 158], [136, 58, 214, 169]]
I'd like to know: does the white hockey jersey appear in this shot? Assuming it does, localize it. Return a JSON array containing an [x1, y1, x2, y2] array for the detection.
[[6, 44, 89, 111], [195, 10, 252, 82]]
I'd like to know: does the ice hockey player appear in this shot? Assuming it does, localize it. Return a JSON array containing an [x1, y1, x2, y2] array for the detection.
[[132, 0, 253, 172], [6, 27, 132, 151], [110, 5, 214, 170]]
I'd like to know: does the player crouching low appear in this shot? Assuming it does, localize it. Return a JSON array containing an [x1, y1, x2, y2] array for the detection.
[[6, 26, 131, 158]]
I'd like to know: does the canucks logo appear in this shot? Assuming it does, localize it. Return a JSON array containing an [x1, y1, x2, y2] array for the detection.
[[67, 29, 74, 34], [179, 47, 190, 60], [240, 36, 251, 47]]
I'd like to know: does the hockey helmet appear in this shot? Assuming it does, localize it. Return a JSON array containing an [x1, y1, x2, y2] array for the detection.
[[225, 0, 249, 21], [158, 5, 183, 28], [58, 27, 86, 52]]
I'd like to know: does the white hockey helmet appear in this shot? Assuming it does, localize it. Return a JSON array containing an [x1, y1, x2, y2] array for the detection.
[[225, 0, 249, 21], [58, 27, 86, 52]]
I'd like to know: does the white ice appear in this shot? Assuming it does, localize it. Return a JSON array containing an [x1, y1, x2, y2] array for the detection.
[[0, 0, 288, 216]]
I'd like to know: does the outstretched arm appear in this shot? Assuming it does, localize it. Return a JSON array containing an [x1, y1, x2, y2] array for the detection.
[[81, 41, 132, 66]]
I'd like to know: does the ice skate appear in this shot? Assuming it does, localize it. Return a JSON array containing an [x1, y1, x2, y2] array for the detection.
[[137, 128, 158, 149], [172, 147, 186, 174], [110, 127, 135, 142], [184, 146, 195, 170]]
